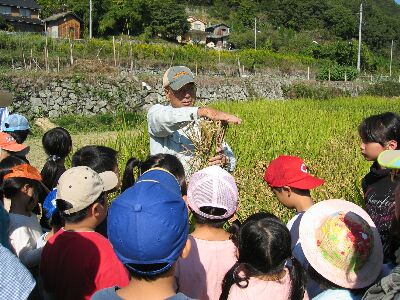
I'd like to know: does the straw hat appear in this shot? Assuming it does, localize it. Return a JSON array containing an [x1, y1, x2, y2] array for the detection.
[[299, 199, 383, 289]]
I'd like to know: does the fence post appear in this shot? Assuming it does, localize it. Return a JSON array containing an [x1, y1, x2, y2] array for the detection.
[[307, 67, 310, 80], [237, 57, 242, 77], [344, 71, 347, 82], [328, 69, 331, 81], [70, 40, 74, 66], [113, 36, 117, 67]]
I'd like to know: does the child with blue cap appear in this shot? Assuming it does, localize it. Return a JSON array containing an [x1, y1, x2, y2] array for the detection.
[[92, 168, 193, 300], [3, 114, 30, 144]]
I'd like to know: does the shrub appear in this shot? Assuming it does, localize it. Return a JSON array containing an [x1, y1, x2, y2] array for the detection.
[[363, 81, 400, 98], [316, 64, 359, 81], [282, 82, 350, 99]]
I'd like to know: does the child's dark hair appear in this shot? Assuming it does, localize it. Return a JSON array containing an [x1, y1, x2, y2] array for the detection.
[[125, 263, 172, 282], [122, 153, 186, 194], [0, 155, 29, 204], [72, 145, 118, 173], [220, 212, 306, 300], [358, 112, 400, 147], [41, 127, 72, 190], [56, 192, 106, 224], [192, 206, 231, 228], [6, 130, 30, 144]]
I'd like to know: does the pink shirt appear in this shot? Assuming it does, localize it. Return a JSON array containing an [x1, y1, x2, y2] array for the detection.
[[175, 235, 237, 300], [227, 268, 309, 300]]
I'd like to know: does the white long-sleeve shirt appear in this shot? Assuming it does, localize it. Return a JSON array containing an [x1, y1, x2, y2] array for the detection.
[[8, 213, 43, 268], [147, 104, 236, 176]]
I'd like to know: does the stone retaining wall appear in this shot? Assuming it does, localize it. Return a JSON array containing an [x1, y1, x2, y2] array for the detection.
[[0, 71, 365, 118]]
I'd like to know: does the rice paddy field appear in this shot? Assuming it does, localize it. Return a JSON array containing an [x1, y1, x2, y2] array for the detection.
[[45, 96, 400, 223]]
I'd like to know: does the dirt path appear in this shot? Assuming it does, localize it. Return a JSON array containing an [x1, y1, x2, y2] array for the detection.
[[26, 130, 132, 169]]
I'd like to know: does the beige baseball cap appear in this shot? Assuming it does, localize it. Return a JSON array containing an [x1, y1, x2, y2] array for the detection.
[[162, 66, 195, 90], [56, 166, 119, 215]]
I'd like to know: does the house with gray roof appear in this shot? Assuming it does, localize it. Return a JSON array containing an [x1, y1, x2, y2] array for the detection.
[[0, 0, 43, 32]]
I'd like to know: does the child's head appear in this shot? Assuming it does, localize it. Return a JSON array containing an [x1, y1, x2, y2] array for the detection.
[[264, 155, 324, 208], [56, 166, 118, 225], [3, 114, 30, 144], [122, 154, 186, 194], [0, 155, 29, 205], [41, 127, 72, 190], [108, 168, 190, 281], [358, 112, 400, 161], [187, 165, 238, 228], [72, 145, 119, 177], [1, 164, 43, 213], [299, 199, 383, 290], [220, 212, 305, 300], [0, 132, 29, 161]]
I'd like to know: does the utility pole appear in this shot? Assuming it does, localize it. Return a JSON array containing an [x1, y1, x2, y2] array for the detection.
[[89, 0, 93, 39], [390, 40, 394, 77], [357, 2, 363, 71], [254, 17, 257, 50]]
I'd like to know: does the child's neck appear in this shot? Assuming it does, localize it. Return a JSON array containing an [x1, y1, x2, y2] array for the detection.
[[64, 219, 97, 232], [191, 223, 230, 241], [9, 198, 31, 217], [293, 195, 314, 213], [118, 274, 176, 300]]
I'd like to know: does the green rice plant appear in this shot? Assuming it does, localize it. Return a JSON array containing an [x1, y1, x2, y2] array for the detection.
[[54, 96, 400, 223]]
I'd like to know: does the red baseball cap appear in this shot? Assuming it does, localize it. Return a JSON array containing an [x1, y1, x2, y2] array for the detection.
[[264, 155, 325, 189], [0, 132, 28, 153]]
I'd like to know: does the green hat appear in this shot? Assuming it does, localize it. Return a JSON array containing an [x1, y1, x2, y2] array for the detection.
[[162, 66, 195, 91], [0, 89, 13, 107]]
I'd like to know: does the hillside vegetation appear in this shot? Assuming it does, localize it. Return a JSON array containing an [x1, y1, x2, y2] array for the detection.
[[32, 0, 400, 74]]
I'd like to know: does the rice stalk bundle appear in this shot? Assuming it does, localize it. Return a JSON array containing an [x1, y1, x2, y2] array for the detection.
[[184, 119, 228, 174]]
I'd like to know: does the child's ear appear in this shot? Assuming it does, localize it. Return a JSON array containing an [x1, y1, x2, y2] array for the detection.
[[180, 238, 191, 259], [283, 186, 292, 197], [21, 184, 34, 197], [91, 202, 106, 218], [386, 140, 398, 150]]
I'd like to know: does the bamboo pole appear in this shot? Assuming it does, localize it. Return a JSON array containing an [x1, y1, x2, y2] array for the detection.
[[129, 41, 133, 72], [70, 40, 74, 66], [45, 38, 48, 71], [307, 67, 310, 80], [57, 57, 60, 72], [113, 36, 117, 67], [23, 52, 26, 69]]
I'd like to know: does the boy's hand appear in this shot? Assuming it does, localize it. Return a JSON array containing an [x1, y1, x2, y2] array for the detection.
[[198, 107, 242, 124]]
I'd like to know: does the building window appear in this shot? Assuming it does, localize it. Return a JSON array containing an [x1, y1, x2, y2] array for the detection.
[[0, 6, 11, 15], [193, 23, 201, 30], [20, 8, 31, 18]]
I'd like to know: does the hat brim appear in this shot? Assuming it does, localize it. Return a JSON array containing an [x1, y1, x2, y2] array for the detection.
[[299, 199, 383, 289], [378, 150, 400, 169], [168, 76, 194, 91], [99, 171, 119, 192], [1, 143, 28, 153], [289, 175, 325, 190]]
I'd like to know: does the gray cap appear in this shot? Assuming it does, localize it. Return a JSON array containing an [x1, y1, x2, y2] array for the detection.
[[162, 66, 195, 90]]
